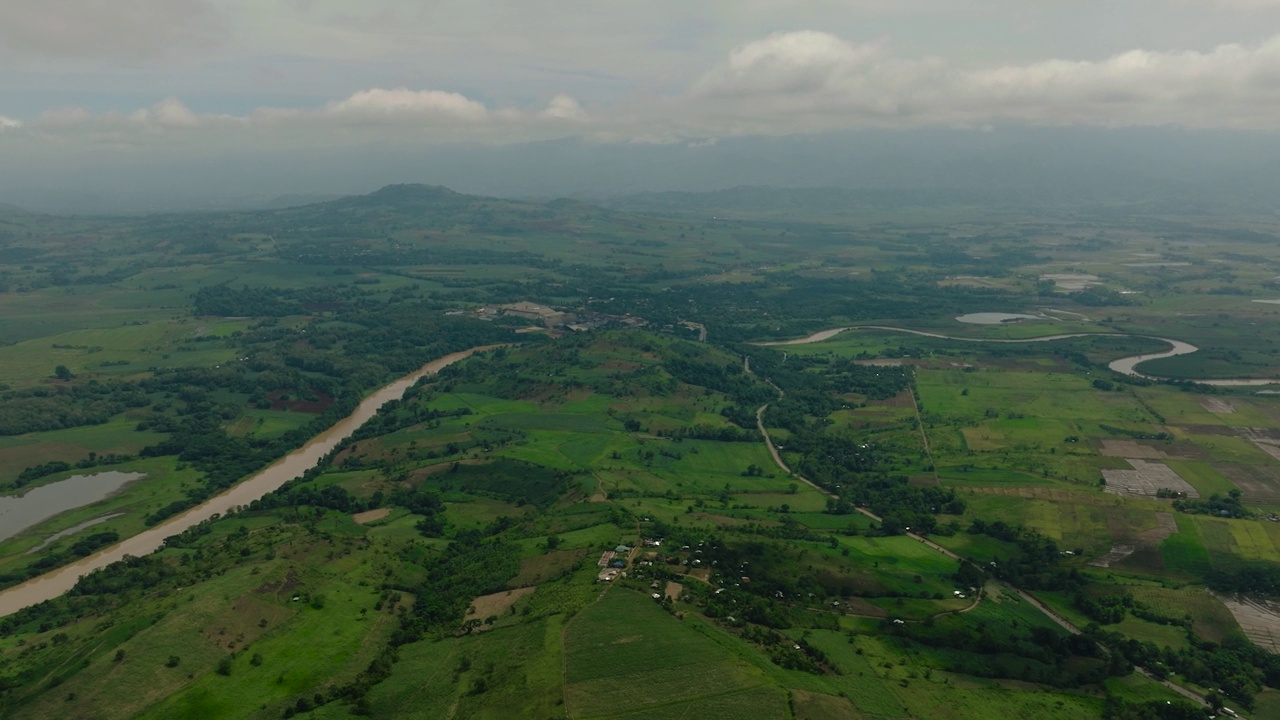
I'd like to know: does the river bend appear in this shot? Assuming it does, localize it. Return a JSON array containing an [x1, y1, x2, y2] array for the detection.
[[762, 326, 1279, 387]]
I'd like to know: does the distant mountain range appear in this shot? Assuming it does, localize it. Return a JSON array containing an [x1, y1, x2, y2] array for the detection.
[[4, 127, 1280, 216]]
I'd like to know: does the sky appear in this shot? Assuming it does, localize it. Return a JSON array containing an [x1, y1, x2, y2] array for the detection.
[[4, 1, 1280, 207]]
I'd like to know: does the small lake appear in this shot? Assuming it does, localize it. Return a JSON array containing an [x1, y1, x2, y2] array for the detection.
[[956, 313, 1045, 325], [0, 471, 144, 542]]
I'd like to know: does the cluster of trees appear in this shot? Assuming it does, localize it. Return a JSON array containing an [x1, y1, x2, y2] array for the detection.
[[0, 531, 121, 587], [657, 424, 758, 442], [885, 615, 1112, 687], [664, 357, 774, 406], [1090, 627, 1279, 710], [1173, 489, 1248, 518], [445, 460, 573, 510], [1207, 563, 1280, 595], [0, 381, 150, 435]]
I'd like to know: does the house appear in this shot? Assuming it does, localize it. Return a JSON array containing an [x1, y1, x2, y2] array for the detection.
[[614, 544, 631, 554], [597, 551, 616, 567]]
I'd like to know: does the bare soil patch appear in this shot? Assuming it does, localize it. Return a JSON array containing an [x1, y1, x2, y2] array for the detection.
[[1103, 459, 1198, 498], [879, 390, 916, 409], [267, 390, 335, 414], [685, 568, 711, 582], [1098, 439, 1168, 459], [204, 595, 293, 650], [1241, 426, 1280, 442], [1218, 463, 1280, 504], [963, 486, 1099, 503], [1088, 544, 1138, 568], [840, 597, 888, 617], [254, 567, 303, 598], [1214, 593, 1280, 653], [1090, 512, 1177, 568], [352, 508, 391, 525], [665, 581, 683, 601], [1199, 397, 1236, 414], [1138, 512, 1178, 544], [465, 586, 536, 627]]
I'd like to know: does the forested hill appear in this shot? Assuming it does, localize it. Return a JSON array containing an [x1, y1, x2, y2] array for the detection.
[[175, 183, 633, 240]]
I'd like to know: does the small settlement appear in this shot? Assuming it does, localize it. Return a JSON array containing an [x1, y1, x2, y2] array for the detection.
[[472, 300, 649, 334]]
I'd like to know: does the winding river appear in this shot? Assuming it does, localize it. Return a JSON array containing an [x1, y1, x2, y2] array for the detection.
[[0, 345, 498, 617], [761, 326, 1280, 387]]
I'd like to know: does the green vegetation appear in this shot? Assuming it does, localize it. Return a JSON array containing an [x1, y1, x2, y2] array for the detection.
[[0, 183, 1279, 717]]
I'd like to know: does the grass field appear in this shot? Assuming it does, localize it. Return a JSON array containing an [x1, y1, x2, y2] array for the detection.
[[1123, 584, 1240, 643], [565, 588, 787, 719], [0, 420, 168, 481]]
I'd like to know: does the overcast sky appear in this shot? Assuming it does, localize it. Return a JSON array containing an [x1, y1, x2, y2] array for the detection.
[[4, 1, 1280, 206]]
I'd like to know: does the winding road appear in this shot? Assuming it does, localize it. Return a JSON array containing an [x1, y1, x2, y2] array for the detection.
[[0, 344, 501, 618], [761, 325, 1279, 387], [746, 350, 1212, 707]]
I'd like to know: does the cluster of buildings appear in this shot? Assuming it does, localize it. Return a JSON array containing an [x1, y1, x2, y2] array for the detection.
[[472, 301, 648, 333], [597, 544, 632, 582]]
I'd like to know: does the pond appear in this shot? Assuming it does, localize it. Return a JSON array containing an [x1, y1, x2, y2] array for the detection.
[[955, 313, 1046, 325], [0, 471, 144, 542]]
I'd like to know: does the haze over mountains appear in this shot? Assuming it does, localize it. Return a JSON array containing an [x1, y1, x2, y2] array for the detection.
[[6, 127, 1280, 215]]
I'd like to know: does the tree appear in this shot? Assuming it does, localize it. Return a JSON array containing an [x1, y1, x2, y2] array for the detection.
[[54, 365, 74, 381]]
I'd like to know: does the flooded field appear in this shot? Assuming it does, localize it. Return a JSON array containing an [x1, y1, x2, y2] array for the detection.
[[0, 472, 143, 542]]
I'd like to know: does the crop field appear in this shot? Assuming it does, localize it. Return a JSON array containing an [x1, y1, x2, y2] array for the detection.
[[1163, 459, 1241, 496], [1122, 584, 1240, 642], [347, 617, 565, 720], [4, 195, 1280, 718], [564, 589, 786, 719]]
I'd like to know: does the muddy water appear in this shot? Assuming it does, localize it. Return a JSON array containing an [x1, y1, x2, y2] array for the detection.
[[0, 345, 496, 617], [0, 472, 143, 542], [760, 326, 1279, 387]]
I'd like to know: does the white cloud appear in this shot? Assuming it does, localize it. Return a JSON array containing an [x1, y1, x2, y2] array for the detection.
[[7, 30, 1280, 153], [679, 30, 1280, 131], [322, 88, 489, 121], [0, 116, 21, 130], [541, 94, 588, 121], [14, 89, 591, 149]]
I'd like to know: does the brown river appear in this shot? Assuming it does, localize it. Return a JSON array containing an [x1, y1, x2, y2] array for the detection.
[[0, 345, 496, 617]]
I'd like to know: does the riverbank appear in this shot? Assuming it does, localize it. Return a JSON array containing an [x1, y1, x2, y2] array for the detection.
[[0, 345, 499, 617]]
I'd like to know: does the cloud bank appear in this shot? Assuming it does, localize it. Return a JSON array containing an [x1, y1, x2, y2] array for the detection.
[[5, 30, 1280, 154]]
